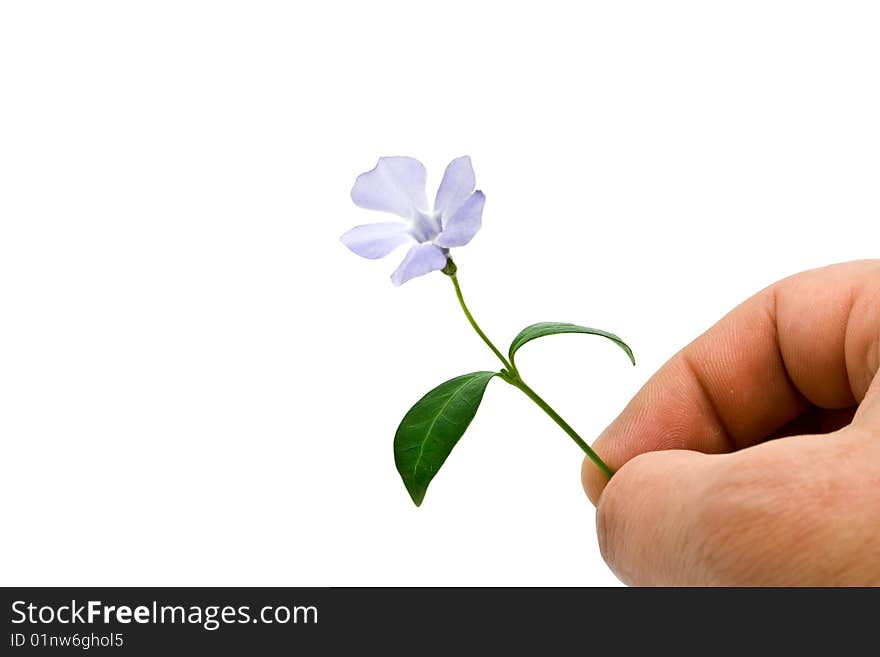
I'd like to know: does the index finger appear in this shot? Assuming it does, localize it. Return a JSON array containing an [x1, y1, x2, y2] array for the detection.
[[582, 260, 880, 504]]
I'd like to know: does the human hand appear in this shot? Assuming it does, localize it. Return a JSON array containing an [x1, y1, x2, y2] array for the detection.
[[582, 260, 880, 585]]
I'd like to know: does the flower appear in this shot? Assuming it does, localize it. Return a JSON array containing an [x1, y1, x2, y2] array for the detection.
[[341, 156, 486, 285]]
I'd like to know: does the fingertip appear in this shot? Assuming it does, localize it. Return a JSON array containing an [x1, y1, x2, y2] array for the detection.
[[581, 412, 636, 505], [581, 436, 615, 506]]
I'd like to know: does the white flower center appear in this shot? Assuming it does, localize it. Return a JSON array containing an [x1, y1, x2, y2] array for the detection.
[[409, 209, 442, 243]]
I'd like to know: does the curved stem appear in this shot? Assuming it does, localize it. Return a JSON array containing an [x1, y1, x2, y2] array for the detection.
[[445, 264, 614, 479], [449, 272, 513, 372]]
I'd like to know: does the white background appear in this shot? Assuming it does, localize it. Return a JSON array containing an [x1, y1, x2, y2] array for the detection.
[[1, 2, 877, 586]]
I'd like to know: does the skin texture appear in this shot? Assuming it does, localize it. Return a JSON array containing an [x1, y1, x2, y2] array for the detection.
[[582, 260, 880, 586]]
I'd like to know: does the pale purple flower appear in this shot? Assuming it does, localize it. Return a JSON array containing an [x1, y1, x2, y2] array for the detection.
[[341, 156, 486, 285]]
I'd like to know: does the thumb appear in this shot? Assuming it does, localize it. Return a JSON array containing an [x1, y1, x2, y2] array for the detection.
[[594, 427, 879, 586], [593, 449, 717, 586]]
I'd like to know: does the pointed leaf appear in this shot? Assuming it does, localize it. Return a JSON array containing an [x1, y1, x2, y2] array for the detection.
[[394, 371, 497, 506], [509, 322, 635, 368]]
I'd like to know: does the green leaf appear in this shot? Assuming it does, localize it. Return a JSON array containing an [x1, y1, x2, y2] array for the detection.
[[394, 371, 497, 507], [509, 322, 635, 368]]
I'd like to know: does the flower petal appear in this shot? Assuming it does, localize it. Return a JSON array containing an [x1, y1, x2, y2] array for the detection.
[[340, 222, 412, 259], [434, 155, 476, 220], [390, 243, 447, 286], [351, 156, 428, 219], [434, 191, 485, 248]]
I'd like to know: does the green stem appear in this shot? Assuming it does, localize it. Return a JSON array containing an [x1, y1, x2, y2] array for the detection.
[[445, 260, 614, 479], [508, 378, 614, 479], [449, 271, 513, 373]]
